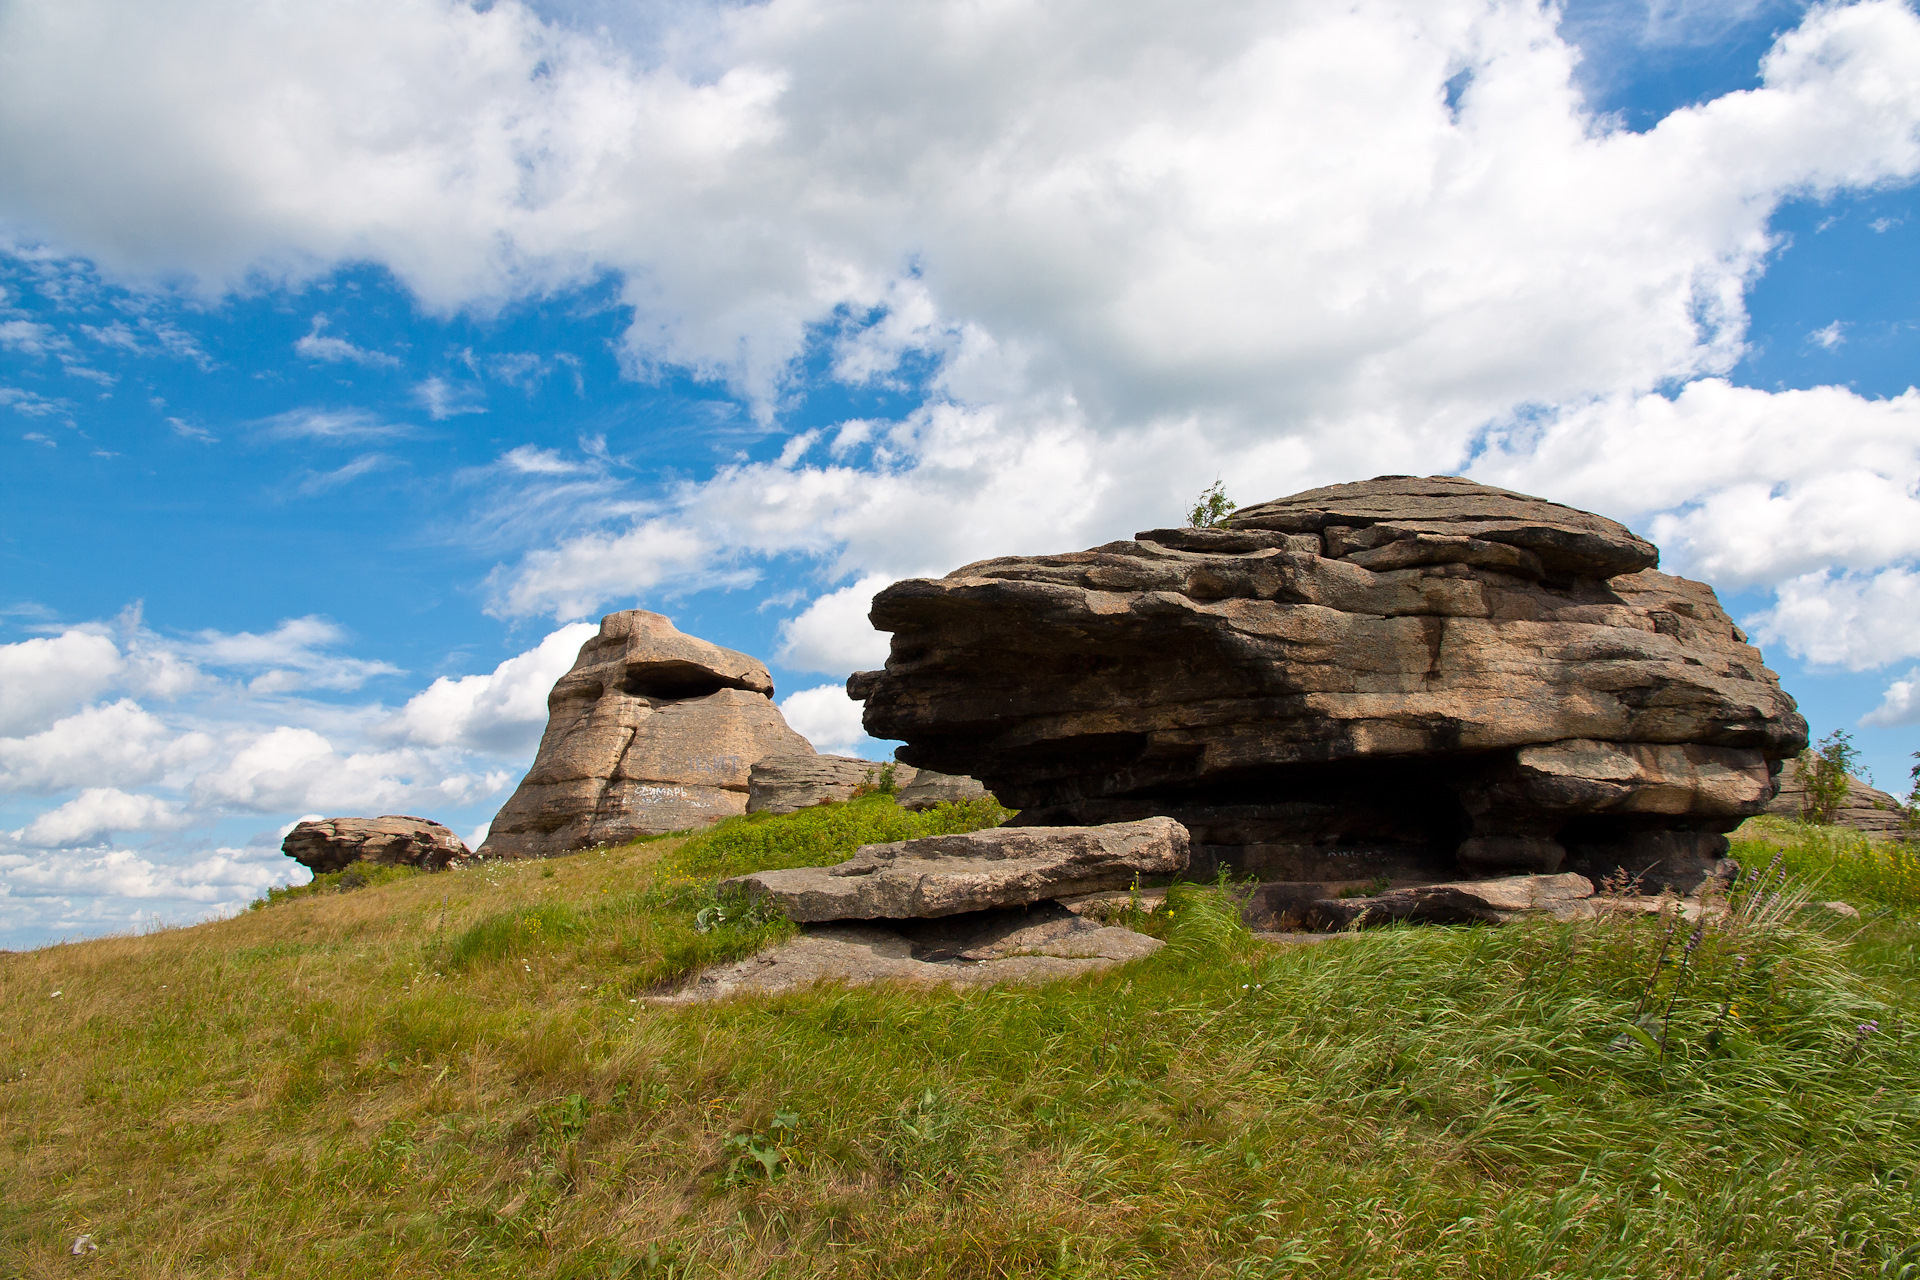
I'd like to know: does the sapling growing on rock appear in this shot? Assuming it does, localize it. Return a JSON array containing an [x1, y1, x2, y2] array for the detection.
[[1186, 479, 1236, 528]]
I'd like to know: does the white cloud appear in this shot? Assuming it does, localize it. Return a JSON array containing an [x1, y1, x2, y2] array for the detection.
[[1748, 566, 1920, 671], [776, 575, 892, 674], [1863, 668, 1920, 728], [12, 786, 190, 846], [0, 316, 67, 355], [1808, 320, 1847, 350], [186, 725, 510, 814], [296, 452, 393, 495], [294, 314, 401, 368], [0, 843, 284, 902], [1471, 379, 1920, 588], [779, 683, 873, 756], [0, 627, 123, 734], [0, 699, 214, 793], [179, 615, 401, 692], [2, 0, 1915, 426], [387, 623, 595, 754], [2, 386, 67, 417], [414, 376, 485, 420], [257, 406, 409, 442], [487, 516, 732, 620]]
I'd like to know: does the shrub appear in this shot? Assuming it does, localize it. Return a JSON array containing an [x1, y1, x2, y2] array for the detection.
[[1186, 479, 1236, 528], [1800, 727, 1860, 824]]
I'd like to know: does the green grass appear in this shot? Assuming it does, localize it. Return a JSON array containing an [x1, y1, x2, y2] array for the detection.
[[1731, 815, 1920, 907], [4, 798, 1920, 1277]]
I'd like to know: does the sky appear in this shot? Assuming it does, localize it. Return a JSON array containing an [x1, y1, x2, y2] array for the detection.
[[1, 0, 1917, 949]]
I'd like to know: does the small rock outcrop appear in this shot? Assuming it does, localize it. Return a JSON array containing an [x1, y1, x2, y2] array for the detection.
[[283, 815, 469, 875], [1762, 759, 1907, 837], [1293, 872, 1597, 929], [654, 904, 1163, 1002], [851, 476, 1807, 890], [479, 611, 814, 859], [747, 755, 919, 814], [722, 817, 1190, 922], [894, 769, 994, 811]]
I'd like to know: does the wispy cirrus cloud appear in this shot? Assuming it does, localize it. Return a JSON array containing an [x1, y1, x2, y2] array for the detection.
[[255, 406, 410, 442]]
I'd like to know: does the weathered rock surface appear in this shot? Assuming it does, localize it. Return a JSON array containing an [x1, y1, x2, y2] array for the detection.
[[894, 769, 993, 811], [1763, 758, 1907, 836], [653, 903, 1163, 1002], [747, 754, 918, 814], [1293, 872, 1597, 929], [851, 475, 1806, 889], [722, 817, 1189, 922], [282, 816, 469, 875], [479, 611, 814, 859]]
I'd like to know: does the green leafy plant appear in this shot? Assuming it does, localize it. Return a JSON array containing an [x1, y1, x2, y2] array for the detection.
[[1187, 479, 1236, 528], [722, 1110, 799, 1185], [1801, 727, 1860, 824]]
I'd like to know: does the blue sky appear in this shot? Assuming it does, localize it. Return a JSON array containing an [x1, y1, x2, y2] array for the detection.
[[2, 0, 1918, 948]]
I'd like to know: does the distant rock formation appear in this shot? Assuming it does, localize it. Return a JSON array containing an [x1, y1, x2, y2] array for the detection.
[[283, 816, 469, 875], [1763, 758, 1907, 837], [747, 755, 919, 814], [852, 475, 1808, 890], [478, 610, 813, 859], [894, 769, 993, 811], [746, 754, 995, 814]]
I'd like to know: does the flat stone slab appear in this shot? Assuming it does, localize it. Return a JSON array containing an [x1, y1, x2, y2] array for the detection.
[[652, 903, 1163, 1002], [1305, 872, 1596, 928], [721, 816, 1189, 922]]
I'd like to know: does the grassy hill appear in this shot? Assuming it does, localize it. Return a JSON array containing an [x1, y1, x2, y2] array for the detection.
[[4, 800, 1919, 1278]]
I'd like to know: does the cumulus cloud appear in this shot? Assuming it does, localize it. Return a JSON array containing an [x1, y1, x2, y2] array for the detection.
[[0, 841, 294, 948], [186, 725, 511, 814], [4, 0, 1917, 426], [0, 627, 123, 734], [1748, 566, 1920, 670], [0, 700, 213, 793], [779, 683, 874, 756], [12, 786, 190, 846], [0, 842, 281, 902], [776, 575, 893, 674], [1863, 668, 1920, 728], [387, 622, 595, 753], [1472, 380, 1920, 588]]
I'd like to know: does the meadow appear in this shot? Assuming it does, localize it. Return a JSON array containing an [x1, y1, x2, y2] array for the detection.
[[3, 798, 1917, 1279]]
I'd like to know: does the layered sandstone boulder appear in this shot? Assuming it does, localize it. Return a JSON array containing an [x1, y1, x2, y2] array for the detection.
[[723, 817, 1188, 922], [851, 476, 1807, 889], [478, 611, 813, 859], [283, 816, 469, 875]]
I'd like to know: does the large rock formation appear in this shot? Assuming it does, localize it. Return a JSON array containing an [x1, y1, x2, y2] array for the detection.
[[479, 611, 814, 859], [283, 816, 469, 875], [1763, 758, 1907, 837], [851, 476, 1807, 889]]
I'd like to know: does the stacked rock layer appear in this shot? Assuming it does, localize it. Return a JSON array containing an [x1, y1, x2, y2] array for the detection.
[[852, 476, 1807, 887], [479, 610, 813, 858]]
